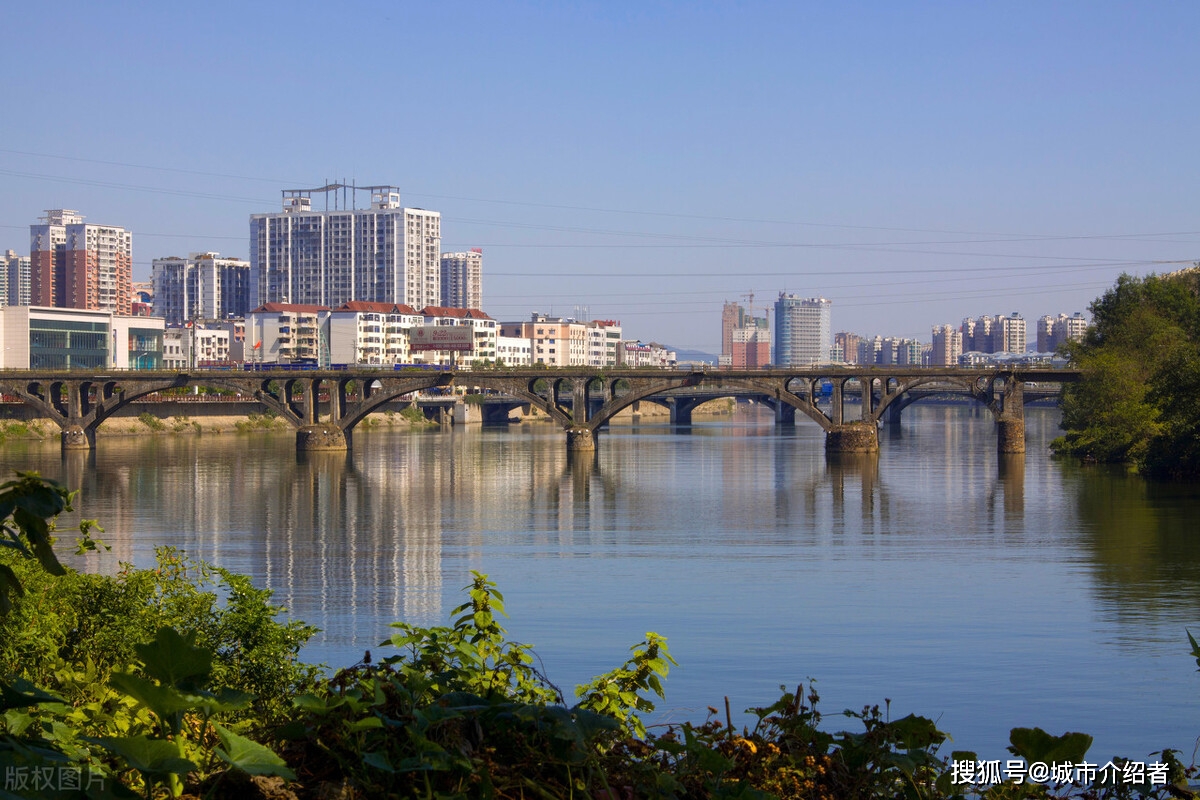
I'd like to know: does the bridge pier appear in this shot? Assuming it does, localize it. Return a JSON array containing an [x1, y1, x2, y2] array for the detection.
[[61, 424, 94, 451], [296, 424, 349, 451], [825, 422, 879, 453], [566, 428, 597, 451], [668, 398, 700, 425], [882, 403, 903, 425], [774, 403, 796, 426], [996, 416, 1025, 454]]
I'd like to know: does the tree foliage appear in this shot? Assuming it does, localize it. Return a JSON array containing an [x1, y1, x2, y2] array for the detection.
[[1053, 269, 1200, 478]]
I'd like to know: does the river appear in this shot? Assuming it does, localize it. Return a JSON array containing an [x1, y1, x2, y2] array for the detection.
[[2, 403, 1198, 763]]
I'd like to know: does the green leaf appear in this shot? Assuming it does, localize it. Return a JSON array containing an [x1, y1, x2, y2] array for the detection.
[[109, 672, 201, 723], [362, 751, 395, 772], [0, 564, 25, 617], [346, 715, 385, 732], [94, 734, 197, 777], [1008, 727, 1093, 765], [213, 723, 296, 779], [134, 627, 213, 688], [0, 678, 64, 712]]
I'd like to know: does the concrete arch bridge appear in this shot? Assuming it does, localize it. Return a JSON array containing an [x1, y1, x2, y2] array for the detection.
[[0, 367, 1077, 454]]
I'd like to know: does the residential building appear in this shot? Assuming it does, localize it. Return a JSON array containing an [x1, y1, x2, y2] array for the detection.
[[773, 294, 831, 366], [419, 306, 497, 366], [586, 320, 622, 367], [858, 335, 884, 365], [721, 300, 770, 368], [0, 305, 162, 369], [962, 313, 1026, 354], [495, 334, 532, 366], [499, 313, 574, 367], [498, 313, 620, 367], [152, 252, 253, 325], [3, 250, 31, 307], [996, 312, 1027, 354], [326, 301, 423, 366], [440, 249, 483, 310], [931, 324, 963, 366], [250, 185, 441, 310], [29, 209, 133, 314], [163, 325, 232, 370], [620, 341, 676, 368], [1037, 312, 1088, 352], [245, 302, 329, 365], [834, 331, 861, 364]]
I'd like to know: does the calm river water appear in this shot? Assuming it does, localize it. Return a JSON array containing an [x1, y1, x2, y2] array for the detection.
[[3, 404, 1199, 763]]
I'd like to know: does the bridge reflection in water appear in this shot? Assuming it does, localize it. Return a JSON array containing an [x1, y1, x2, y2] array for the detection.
[[0, 367, 1076, 455]]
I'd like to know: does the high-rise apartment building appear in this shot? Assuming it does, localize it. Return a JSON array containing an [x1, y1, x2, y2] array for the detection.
[[961, 313, 1026, 354], [834, 331, 861, 364], [931, 324, 963, 366], [440, 249, 483, 309], [29, 209, 133, 314], [2, 250, 31, 307], [996, 312, 1026, 354], [773, 294, 831, 366], [250, 185, 441, 310], [1036, 312, 1088, 352], [720, 300, 770, 368], [152, 252, 253, 325]]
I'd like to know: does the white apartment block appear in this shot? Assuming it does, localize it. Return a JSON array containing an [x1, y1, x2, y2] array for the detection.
[[152, 252, 253, 325], [1037, 312, 1088, 352], [499, 313, 621, 367], [250, 185, 441, 310], [2, 249, 31, 307], [586, 320, 622, 366], [495, 334, 532, 366], [773, 294, 832, 366], [620, 341, 677, 368], [440, 249, 483, 309], [162, 325, 232, 370], [327, 302, 424, 366], [962, 313, 1027, 354], [246, 302, 328, 365]]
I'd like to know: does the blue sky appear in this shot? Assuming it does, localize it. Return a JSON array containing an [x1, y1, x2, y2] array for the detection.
[[2, 1, 1197, 353]]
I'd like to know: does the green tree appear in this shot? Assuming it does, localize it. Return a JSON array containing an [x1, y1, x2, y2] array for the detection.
[[1054, 269, 1200, 477]]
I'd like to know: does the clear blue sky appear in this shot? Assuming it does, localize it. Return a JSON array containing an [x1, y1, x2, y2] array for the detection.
[[2, 1, 1196, 354]]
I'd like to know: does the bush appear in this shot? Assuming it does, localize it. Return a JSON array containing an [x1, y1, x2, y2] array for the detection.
[[137, 412, 166, 431]]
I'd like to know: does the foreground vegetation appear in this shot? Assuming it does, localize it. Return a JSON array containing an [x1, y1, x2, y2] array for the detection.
[[1053, 268, 1200, 479], [1, 474, 1196, 799]]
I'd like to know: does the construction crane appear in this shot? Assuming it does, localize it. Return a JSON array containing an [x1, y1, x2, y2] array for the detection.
[[742, 291, 756, 321]]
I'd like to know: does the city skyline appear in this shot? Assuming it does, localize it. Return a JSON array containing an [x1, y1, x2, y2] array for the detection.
[[2, 3, 1196, 353]]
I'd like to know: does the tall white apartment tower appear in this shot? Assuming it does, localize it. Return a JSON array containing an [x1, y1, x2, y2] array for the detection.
[[773, 294, 832, 366], [2, 250, 32, 307], [250, 185, 441, 309], [440, 249, 483, 309], [152, 252, 253, 325]]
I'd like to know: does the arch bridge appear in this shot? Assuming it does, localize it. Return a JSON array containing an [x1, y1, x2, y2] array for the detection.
[[0, 367, 1078, 454]]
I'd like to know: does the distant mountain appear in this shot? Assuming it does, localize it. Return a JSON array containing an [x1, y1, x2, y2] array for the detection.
[[671, 348, 718, 365]]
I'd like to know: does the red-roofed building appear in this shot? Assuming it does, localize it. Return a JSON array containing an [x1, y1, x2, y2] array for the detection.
[[328, 301, 424, 365], [420, 306, 497, 365], [246, 303, 330, 364]]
